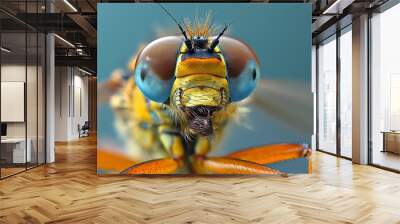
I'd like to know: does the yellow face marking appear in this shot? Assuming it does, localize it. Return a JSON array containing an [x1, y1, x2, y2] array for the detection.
[[171, 43, 229, 109], [170, 74, 229, 108], [181, 87, 222, 107], [175, 57, 227, 78], [176, 43, 226, 78], [180, 43, 188, 53]]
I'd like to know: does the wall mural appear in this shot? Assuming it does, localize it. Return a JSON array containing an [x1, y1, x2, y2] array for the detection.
[[97, 3, 313, 175]]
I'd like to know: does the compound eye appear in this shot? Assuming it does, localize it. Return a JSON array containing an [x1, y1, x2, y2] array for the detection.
[[134, 36, 182, 103], [218, 36, 260, 102]]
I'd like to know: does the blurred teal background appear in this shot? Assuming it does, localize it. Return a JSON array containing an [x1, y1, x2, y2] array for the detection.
[[98, 3, 312, 173]]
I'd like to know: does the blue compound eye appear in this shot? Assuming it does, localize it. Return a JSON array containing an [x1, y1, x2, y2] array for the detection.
[[218, 36, 260, 102], [134, 36, 182, 103], [135, 62, 174, 103], [228, 60, 260, 102]]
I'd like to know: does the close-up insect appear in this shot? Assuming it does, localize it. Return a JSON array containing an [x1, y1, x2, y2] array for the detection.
[[101, 5, 312, 175]]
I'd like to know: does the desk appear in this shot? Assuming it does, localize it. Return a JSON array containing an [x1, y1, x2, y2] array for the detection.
[[1, 138, 31, 163], [382, 131, 400, 154]]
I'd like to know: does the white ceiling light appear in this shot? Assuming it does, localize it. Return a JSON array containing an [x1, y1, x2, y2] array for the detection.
[[78, 67, 93, 76], [323, 0, 341, 14], [1, 47, 11, 53], [76, 48, 84, 55], [63, 0, 78, 12], [323, 0, 354, 15], [54, 34, 75, 48]]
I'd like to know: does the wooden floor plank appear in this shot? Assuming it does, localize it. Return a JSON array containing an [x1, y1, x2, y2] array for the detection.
[[1, 135, 400, 223]]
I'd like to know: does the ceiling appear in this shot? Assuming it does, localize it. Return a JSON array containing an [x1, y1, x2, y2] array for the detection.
[[0, 0, 390, 75]]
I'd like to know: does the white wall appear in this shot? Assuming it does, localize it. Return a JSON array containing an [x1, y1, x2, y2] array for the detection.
[[55, 66, 69, 141], [72, 73, 89, 138], [1, 82, 25, 122], [54, 67, 89, 141], [1, 63, 46, 163], [1, 65, 38, 138], [1, 65, 26, 135]]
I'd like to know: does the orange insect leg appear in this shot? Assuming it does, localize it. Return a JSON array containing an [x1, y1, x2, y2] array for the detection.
[[227, 144, 312, 174], [192, 156, 281, 175], [121, 158, 179, 174]]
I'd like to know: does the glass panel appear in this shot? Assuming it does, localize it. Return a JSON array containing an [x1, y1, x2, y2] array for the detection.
[[371, 4, 400, 171], [318, 36, 337, 154], [38, 32, 45, 165], [26, 0, 39, 169], [1, 30, 27, 177], [0, 1, 46, 178], [339, 28, 352, 158], [27, 31, 38, 169]]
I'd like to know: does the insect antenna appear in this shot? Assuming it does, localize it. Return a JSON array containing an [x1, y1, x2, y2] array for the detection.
[[157, 3, 193, 51], [208, 24, 228, 52]]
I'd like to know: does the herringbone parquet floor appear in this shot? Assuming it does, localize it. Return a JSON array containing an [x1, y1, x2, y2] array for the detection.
[[1, 135, 400, 224]]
